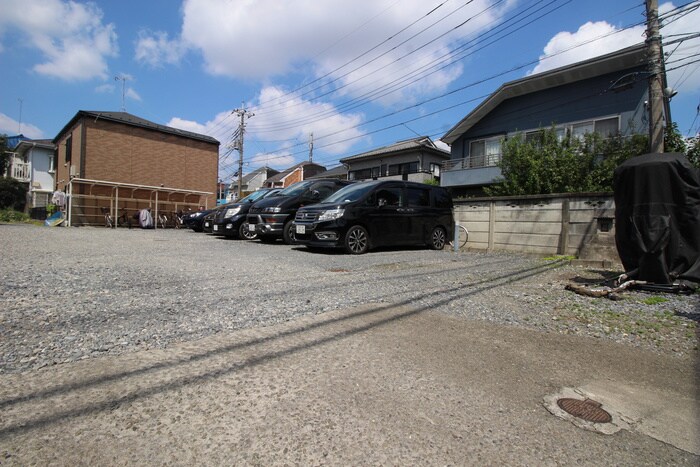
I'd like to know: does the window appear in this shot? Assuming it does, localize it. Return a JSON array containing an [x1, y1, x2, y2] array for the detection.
[[375, 187, 402, 207], [571, 122, 594, 140], [387, 162, 418, 176], [65, 135, 72, 163], [429, 162, 440, 177], [406, 187, 430, 207], [469, 137, 501, 167], [349, 168, 373, 180], [371, 166, 380, 179], [594, 117, 619, 137]]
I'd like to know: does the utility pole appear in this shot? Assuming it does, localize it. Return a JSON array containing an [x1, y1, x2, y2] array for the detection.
[[646, 0, 665, 153], [308, 132, 314, 162], [233, 104, 254, 200]]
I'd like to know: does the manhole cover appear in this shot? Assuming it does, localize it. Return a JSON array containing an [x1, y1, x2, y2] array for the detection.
[[556, 398, 612, 423]]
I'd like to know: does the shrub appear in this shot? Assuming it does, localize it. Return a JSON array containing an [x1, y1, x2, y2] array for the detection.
[[0, 177, 27, 210], [0, 209, 30, 223]]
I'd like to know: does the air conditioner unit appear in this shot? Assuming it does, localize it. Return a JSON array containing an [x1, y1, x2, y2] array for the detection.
[[69, 166, 77, 177]]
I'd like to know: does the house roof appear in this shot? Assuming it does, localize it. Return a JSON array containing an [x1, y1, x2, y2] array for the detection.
[[242, 166, 279, 184], [53, 111, 220, 145], [441, 43, 648, 144], [265, 161, 326, 184], [339, 136, 450, 163], [14, 139, 56, 152], [307, 165, 348, 179]]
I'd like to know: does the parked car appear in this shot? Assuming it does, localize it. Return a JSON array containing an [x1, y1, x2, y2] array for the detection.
[[292, 180, 454, 254], [183, 208, 213, 232], [211, 188, 282, 239], [246, 179, 352, 244]]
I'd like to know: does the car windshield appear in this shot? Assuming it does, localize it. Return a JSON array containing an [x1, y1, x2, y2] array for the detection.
[[323, 182, 377, 204], [277, 181, 315, 197], [240, 189, 271, 204]]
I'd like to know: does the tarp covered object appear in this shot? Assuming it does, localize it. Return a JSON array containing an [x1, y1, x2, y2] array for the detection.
[[613, 152, 700, 284]]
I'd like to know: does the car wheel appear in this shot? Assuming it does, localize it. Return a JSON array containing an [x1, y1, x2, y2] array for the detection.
[[345, 225, 369, 254], [429, 226, 446, 250], [283, 220, 296, 245], [239, 222, 257, 240]]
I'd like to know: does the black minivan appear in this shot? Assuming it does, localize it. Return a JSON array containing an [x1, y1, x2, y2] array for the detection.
[[246, 179, 352, 244], [292, 180, 454, 254]]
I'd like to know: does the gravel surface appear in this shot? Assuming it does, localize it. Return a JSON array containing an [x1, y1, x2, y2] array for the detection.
[[1, 223, 698, 374]]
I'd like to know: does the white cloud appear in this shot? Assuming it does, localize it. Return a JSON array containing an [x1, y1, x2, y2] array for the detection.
[[0, 113, 44, 138], [146, 0, 511, 104], [528, 3, 700, 94], [249, 151, 296, 171], [126, 88, 142, 102], [95, 83, 115, 94], [0, 0, 118, 81], [166, 85, 367, 175], [528, 21, 643, 76], [135, 30, 185, 67], [248, 86, 366, 155]]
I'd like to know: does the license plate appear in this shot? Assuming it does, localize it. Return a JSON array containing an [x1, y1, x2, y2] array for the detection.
[[213, 225, 218, 231], [248, 224, 256, 232], [296, 225, 305, 234]]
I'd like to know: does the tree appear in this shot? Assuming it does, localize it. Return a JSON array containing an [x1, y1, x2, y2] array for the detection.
[[0, 177, 27, 211], [484, 127, 648, 196], [0, 134, 10, 176]]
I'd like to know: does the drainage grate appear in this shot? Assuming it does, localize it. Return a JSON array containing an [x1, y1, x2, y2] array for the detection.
[[556, 398, 612, 423]]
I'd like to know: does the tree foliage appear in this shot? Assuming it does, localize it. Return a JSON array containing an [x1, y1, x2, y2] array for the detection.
[[0, 177, 27, 211], [484, 128, 648, 196], [0, 134, 9, 175]]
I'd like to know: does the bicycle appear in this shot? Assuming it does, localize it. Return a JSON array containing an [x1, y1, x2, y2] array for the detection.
[[449, 224, 469, 250], [101, 207, 115, 228], [157, 212, 168, 229]]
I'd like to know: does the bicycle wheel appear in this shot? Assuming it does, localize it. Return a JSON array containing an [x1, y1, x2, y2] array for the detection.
[[450, 224, 468, 249]]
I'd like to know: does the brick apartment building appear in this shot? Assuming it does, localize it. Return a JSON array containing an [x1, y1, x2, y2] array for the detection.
[[53, 111, 220, 225]]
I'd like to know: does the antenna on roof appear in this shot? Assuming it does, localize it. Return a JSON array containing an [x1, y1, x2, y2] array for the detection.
[[114, 75, 130, 112]]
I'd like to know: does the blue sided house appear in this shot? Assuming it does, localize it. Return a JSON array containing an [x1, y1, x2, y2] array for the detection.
[[441, 43, 666, 197]]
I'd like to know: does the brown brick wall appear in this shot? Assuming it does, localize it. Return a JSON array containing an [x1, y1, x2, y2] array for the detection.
[[284, 168, 303, 186], [55, 116, 219, 206]]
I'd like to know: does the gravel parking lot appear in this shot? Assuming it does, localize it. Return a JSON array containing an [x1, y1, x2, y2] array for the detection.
[[1, 223, 698, 374]]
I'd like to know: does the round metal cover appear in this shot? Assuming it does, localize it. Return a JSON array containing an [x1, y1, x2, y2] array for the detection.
[[556, 398, 612, 423]]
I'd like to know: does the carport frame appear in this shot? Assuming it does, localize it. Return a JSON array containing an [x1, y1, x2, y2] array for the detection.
[[66, 178, 213, 228]]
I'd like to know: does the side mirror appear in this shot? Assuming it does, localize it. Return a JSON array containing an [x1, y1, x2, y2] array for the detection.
[[309, 190, 321, 200]]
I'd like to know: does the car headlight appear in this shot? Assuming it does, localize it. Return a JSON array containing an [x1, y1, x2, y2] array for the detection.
[[318, 208, 345, 222], [225, 207, 241, 218], [262, 206, 282, 213]]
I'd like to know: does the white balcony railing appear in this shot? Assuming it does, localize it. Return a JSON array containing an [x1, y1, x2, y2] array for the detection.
[[12, 163, 30, 181], [442, 154, 502, 171]]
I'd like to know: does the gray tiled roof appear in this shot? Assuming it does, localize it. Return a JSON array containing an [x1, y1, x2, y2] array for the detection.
[[54, 111, 220, 145], [339, 136, 448, 163]]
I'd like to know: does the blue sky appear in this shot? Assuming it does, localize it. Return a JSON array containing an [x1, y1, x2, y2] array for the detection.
[[1, 0, 699, 182]]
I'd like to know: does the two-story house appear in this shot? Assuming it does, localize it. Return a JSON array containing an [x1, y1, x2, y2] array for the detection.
[[3, 135, 56, 214], [441, 43, 661, 196], [340, 136, 449, 182]]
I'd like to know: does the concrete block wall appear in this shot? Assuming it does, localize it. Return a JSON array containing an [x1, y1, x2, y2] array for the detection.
[[453, 193, 619, 262]]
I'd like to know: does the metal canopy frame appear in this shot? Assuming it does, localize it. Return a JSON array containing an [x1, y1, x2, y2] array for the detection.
[[66, 177, 213, 228]]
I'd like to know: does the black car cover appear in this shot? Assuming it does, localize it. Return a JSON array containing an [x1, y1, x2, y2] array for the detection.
[[613, 152, 700, 284]]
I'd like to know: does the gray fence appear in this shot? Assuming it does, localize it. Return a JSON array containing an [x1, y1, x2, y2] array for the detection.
[[453, 193, 619, 261]]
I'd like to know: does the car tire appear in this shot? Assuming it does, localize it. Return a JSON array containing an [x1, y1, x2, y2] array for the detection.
[[239, 222, 257, 240], [345, 225, 369, 254], [283, 220, 296, 245], [429, 226, 447, 250]]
